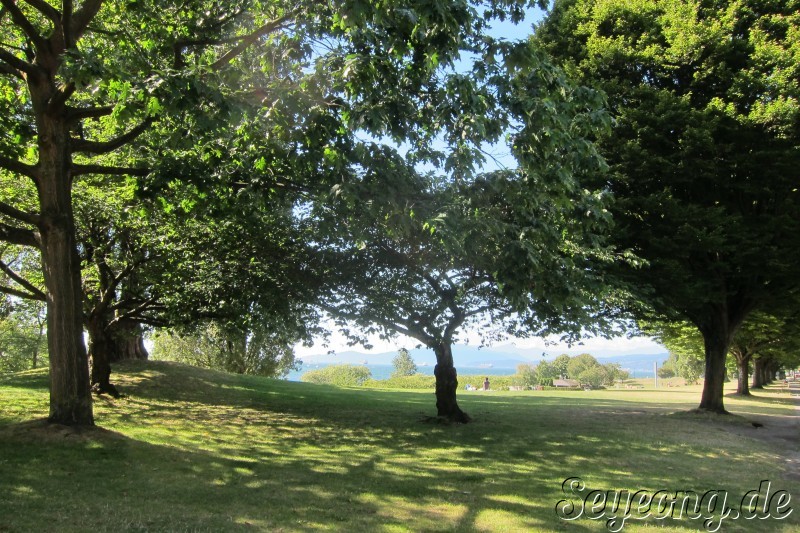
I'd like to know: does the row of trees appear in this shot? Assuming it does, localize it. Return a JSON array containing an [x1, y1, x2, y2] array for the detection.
[[1, 0, 798, 424], [653, 309, 800, 393], [536, 0, 800, 412]]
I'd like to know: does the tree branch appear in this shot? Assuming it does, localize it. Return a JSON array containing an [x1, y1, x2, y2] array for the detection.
[[0, 259, 46, 300], [0, 222, 39, 248], [0, 60, 22, 78], [0, 154, 39, 180], [108, 297, 159, 325], [66, 104, 115, 121], [68, 0, 102, 45], [0, 46, 35, 77], [72, 117, 153, 155], [0, 283, 46, 301], [71, 164, 150, 177], [210, 13, 294, 71], [0, 0, 46, 49], [48, 81, 75, 113], [22, 0, 61, 25], [0, 200, 40, 225]]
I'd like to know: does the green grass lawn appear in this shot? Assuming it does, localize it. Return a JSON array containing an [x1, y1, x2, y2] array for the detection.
[[1, 361, 798, 532]]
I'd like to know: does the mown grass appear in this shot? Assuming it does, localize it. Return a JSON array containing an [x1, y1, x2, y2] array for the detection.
[[1, 360, 798, 532]]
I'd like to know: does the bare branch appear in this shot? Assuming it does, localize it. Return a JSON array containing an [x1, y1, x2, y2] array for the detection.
[[71, 164, 150, 177], [0, 0, 46, 49], [0, 283, 46, 301], [0, 222, 39, 248], [210, 13, 294, 71], [0, 258, 46, 300], [72, 117, 153, 155], [0, 154, 38, 180], [0, 200, 40, 225]]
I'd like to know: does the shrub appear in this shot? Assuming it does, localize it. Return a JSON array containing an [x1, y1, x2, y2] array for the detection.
[[364, 374, 436, 389], [301, 364, 372, 387]]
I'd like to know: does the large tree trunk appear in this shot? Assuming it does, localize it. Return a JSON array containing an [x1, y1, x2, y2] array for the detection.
[[87, 315, 120, 398], [109, 320, 149, 362], [735, 355, 750, 396], [35, 85, 94, 425], [433, 342, 471, 423], [698, 314, 734, 414], [752, 357, 766, 389]]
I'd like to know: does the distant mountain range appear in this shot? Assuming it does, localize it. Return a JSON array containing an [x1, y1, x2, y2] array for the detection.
[[298, 344, 668, 373]]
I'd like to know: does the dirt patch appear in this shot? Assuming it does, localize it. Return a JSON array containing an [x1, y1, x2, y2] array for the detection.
[[0, 418, 126, 443]]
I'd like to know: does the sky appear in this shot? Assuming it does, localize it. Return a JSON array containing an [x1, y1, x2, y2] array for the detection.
[[295, 6, 666, 360]]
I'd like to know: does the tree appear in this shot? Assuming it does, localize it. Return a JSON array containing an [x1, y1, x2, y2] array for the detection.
[[536, 360, 560, 386], [658, 358, 676, 379], [301, 1, 623, 422], [576, 364, 607, 388], [391, 348, 417, 379], [3, 0, 566, 424], [603, 362, 628, 384], [152, 321, 298, 378], [566, 353, 599, 379], [537, 0, 800, 413], [551, 354, 571, 379], [515, 363, 538, 388]]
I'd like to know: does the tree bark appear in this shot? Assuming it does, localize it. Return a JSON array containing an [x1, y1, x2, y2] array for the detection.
[[735, 355, 750, 396], [34, 82, 94, 425], [433, 342, 471, 423], [751, 357, 765, 389], [87, 315, 120, 397], [108, 320, 149, 362], [697, 313, 734, 413]]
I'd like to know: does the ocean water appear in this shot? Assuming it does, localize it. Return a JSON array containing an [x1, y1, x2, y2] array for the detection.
[[285, 363, 516, 382]]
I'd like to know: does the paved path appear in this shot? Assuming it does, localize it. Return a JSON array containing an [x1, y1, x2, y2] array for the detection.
[[754, 380, 800, 481]]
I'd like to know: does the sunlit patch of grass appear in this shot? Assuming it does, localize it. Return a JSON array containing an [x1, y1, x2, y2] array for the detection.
[[1, 360, 798, 532]]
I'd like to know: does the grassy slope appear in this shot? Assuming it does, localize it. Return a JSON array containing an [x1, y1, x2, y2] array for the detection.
[[0, 360, 797, 532]]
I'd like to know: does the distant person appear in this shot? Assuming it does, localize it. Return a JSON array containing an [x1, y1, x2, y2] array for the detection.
[[483, 377, 490, 391]]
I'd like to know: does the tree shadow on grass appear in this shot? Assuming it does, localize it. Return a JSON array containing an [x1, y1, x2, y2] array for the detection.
[[2, 360, 798, 532]]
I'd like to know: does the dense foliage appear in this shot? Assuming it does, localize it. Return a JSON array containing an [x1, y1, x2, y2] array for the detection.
[[152, 323, 298, 378], [537, 0, 800, 412], [1, 0, 573, 425]]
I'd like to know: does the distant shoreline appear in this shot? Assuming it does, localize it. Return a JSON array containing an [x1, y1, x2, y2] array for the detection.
[[285, 363, 517, 382]]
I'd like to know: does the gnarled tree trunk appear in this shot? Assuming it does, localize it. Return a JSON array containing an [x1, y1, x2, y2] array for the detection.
[[34, 79, 94, 425], [109, 320, 149, 362], [433, 342, 470, 423]]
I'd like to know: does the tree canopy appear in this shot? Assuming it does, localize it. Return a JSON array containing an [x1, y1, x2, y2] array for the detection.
[[1, 0, 577, 425], [536, 0, 800, 413], [308, 35, 623, 421]]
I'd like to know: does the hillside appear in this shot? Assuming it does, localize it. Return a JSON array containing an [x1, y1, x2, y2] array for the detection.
[[1, 360, 797, 532]]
